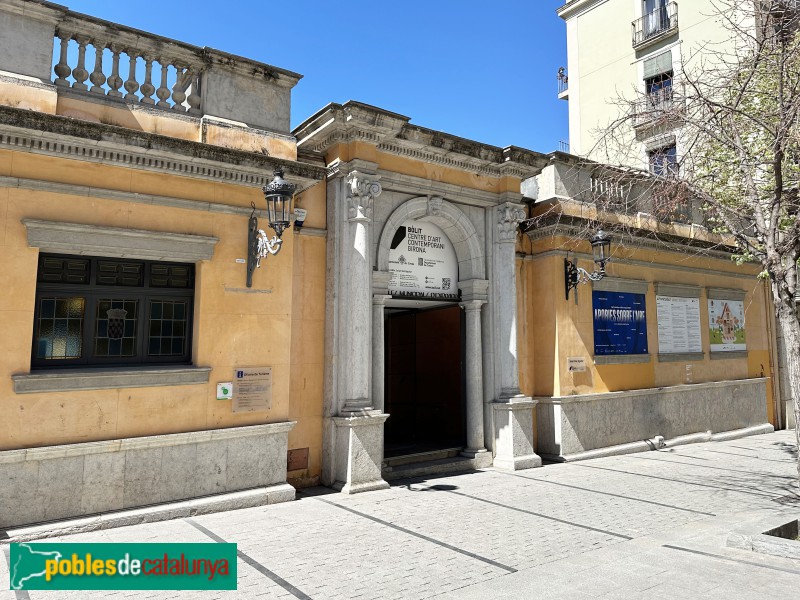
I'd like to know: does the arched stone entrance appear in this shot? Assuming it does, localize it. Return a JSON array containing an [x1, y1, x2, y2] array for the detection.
[[323, 164, 541, 494], [373, 197, 490, 463]]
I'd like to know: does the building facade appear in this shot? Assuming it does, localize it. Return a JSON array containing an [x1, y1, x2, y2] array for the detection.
[[558, 0, 746, 169], [0, 0, 783, 532], [557, 0, 795, 429], [0, 0, 327, 529]]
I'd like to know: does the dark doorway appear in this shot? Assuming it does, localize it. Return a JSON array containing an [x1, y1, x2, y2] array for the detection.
[[384, 304, 465, 458]]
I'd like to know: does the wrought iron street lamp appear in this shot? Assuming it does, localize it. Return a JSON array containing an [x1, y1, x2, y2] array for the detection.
[[246, 168, 297, 287], [564, 230, 612, 300]]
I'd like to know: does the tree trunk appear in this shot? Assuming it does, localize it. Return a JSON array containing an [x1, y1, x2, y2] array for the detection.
[[772, 283, 800, 485]]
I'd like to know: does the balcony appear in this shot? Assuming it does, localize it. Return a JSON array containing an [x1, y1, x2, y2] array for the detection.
[[632, 2, 679, 50], [630, 87, 683, 129], [557, 67, 569, 100]]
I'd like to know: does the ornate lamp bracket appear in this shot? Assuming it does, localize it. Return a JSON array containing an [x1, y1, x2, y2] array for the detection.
[[246, 202, 283, 288], [564, 256, 607, 301]]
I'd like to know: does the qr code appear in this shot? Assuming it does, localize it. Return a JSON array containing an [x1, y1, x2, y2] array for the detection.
[[442, 278, 451, 290]]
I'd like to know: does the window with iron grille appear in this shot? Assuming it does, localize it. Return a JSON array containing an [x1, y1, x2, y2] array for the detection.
[[32, 254, 194, 369]]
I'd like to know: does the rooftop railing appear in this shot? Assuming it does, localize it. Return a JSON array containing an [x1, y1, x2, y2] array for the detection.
[[0, 0, 302, 135], [53, 15, 205, 114]]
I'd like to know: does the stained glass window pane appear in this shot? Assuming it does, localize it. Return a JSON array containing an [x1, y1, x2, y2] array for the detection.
[[148, 300, 189, 357], [94, 299, 138, 357], [36, 297, 84, 359]]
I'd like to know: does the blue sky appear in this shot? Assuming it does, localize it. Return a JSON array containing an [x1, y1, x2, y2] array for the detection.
[[62, 1, 567, 152]]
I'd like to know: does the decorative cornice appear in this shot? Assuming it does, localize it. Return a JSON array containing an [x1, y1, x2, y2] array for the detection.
[[557, 0, 608, 20], [0, 105, 325, 191], [295, 101, 547, 180], [0, 174, 265, 217], [526, 222, 740, 261]]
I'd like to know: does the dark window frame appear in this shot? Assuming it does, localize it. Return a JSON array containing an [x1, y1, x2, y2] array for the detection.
[[32, 254, 195, 369], [648, 144, 678, 177]]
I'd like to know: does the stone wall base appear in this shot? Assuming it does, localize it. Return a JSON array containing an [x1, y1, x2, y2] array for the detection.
[[539, 424, 775, 462], [1, 483, 295, 543], [536, 378, 771, 461], [0, 422, 295, 529]]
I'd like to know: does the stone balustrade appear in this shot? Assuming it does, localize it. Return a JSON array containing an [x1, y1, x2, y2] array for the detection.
[[0, 0, 301, 137], [53, 14, 204, 115]]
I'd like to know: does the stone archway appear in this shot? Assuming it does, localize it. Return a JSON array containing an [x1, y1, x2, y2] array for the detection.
[[376, 196, 485, 281], [372, 196, 491, 465]]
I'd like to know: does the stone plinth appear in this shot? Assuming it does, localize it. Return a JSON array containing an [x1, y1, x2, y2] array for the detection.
[[492, 397, 542, 470], [332, 413, 390, 494]]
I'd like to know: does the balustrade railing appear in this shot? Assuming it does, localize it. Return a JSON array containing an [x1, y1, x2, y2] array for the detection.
[[631, 87, 683, 128], [52, 15, 205, 114], [632, 2, 678, 48]]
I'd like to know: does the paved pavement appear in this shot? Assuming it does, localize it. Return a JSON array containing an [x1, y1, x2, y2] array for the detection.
[[2, 430, 799, 599]]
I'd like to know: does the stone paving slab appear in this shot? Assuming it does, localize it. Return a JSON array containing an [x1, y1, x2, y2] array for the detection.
[[1, 430, 798, 599]]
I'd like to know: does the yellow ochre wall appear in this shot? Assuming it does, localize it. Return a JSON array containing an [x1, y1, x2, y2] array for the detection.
[[0, 149, 326, 483], [518, 235, 777, 426]]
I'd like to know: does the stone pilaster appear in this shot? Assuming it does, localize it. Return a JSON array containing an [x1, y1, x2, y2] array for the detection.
[[372, 271, 392, 413], [488, 201, 542, 470], [459, 279, 491, 467], [324, 161, 389, 492]]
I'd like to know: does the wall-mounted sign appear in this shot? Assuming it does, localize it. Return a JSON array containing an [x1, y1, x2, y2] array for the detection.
[[708, 299, 746, 352], [567, 357, 587, 372], [388, 220, 458, 300], [232, 367, 272, 413], [216, 382, 233, 400], [592, 291, 648, 355], [656, 296, 702, 353]]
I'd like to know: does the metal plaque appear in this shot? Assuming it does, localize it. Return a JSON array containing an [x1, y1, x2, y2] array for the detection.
[[287, 447, 309, 471], [567, 357, 586, 373], [232, 367, 272, 413]]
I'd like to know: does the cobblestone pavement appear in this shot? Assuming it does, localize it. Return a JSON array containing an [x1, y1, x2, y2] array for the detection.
[[2, 430, 799, 599]]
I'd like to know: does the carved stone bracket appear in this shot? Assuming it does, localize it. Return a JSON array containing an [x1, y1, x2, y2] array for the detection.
[[346, 170, 382, 222], [427, 195, 443, 217], [497, 203, 526, 242]]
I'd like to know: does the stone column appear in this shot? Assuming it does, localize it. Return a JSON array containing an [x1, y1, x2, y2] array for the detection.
[[459, 280, 492, 467], [324, 163, 389, 493], [489, 202, 542, 470], [372, 271, 392, 413]]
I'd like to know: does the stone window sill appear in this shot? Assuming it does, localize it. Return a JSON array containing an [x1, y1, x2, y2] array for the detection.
[[658, 352, 705, 362], [594, 354, 651, 365], [710, 351, 748, 360], [12, 366, 211, 394]]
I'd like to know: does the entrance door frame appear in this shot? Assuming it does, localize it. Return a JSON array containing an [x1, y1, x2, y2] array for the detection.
[[383, 302, 466, 456], [372, 196, 490, 460]]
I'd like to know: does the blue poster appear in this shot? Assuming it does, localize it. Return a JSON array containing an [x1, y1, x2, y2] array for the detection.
[[592, 291, 648, 355]]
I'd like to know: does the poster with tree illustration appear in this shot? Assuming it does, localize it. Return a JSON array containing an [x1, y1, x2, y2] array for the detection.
[[708, 299, 746, 352]]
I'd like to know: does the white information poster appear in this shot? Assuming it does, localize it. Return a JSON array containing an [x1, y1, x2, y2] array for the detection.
[[656, 296, 702, 353], [388, 220, 458, 300], [708, 299, 746, 352], [232, 367, 272, 413]]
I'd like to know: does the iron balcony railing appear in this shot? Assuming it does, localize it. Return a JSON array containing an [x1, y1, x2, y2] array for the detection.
[[630, 86, 683, 128], [557, 67, 569, 95], [632, 2, 679, 48]]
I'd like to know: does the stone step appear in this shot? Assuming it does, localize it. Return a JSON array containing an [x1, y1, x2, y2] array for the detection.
[[383, 455, 479, 481], [383, 447, 463, 468]]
